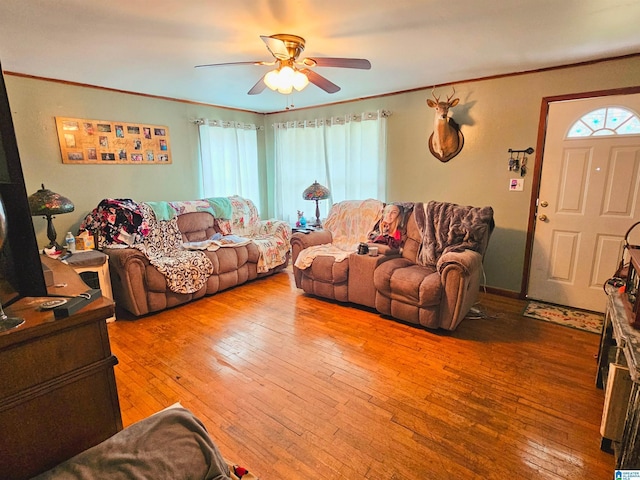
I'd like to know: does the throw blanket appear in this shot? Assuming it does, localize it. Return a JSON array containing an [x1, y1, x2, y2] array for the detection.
[[295, 199, 384, 269], [250, 220, 292, 273], [79, 198, 148, 247], [415, 201, 494, 267], [222, 196, 291, 273], [135, 203, 213, 294], [145, 197, 233, 221], [183, 234, 251, 251], [32, 406, 253, 480]]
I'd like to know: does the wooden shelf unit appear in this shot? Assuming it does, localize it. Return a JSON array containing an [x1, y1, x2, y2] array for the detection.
[[597, 291, 640, 469]]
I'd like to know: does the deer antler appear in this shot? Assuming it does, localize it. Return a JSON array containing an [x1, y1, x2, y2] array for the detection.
[[446, 86, 456, 103], [431, 87, 440, 103]]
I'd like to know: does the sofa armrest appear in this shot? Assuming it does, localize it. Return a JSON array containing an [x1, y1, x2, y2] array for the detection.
[[436, 249, 483, 275], [437, 250, 484, 330], [290, 230, 334, 288], [290, 230, 333, 263], [105, 247, 152, 316]]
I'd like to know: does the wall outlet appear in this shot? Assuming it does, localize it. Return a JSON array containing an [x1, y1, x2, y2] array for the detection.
[[509, 178, 524, 191]]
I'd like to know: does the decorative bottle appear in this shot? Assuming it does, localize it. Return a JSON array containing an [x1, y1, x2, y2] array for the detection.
[[65, 232, 76, 252]]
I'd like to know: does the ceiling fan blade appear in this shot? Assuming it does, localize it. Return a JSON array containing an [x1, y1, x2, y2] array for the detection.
[[194, 61, 272, 69], [248, 75, 267, 95], [300, 69, 340, 94], [303, 57, 371, 69], [260, 35, 290, 60]]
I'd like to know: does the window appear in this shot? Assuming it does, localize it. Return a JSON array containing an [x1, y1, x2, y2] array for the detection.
[[567, 107, 640, 138], [198, 120, 261, 212], [273, 110, 389, 224]]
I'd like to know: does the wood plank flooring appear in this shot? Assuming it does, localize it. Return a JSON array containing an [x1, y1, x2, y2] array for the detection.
[[107, 269, 615, 479]]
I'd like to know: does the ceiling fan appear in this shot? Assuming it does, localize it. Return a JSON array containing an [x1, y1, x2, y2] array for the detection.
[[195, 34, 371, 95]]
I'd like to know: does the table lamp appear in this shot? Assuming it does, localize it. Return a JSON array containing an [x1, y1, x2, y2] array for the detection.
[[302, 180, 330, 227], [28, 184, 75, 250]]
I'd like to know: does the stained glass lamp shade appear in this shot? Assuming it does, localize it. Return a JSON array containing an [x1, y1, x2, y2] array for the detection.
[[302, 181, 330, 227], [28, 184, 74, 250]]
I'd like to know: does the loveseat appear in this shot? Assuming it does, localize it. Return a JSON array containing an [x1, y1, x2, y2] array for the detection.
[[80, 196, 290, 317], [291, 199, 494, 330]]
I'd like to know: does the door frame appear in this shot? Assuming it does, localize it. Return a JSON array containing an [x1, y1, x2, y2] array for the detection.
[[520, 86, 640, 299]]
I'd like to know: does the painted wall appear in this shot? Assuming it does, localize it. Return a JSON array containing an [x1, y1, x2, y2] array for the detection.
[[266, 56, 640, 293], [5, 55, 640, 295], [5, 75, 265, 248]]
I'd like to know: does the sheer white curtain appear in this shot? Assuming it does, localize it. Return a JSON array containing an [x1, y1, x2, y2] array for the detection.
[[198, 119, 261, 212], [273, 110, 389, 224]]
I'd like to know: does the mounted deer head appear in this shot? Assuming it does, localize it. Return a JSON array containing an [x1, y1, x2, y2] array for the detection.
[[426, 87, 464, 162]]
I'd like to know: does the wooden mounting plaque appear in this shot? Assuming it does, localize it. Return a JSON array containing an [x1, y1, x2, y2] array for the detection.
[[55, 117, 171, 164]]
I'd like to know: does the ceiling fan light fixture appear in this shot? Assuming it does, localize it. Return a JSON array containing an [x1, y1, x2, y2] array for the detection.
[[292, 70, 309, 91], [264, 69, 280, 90], [263, 65, 309, 94]]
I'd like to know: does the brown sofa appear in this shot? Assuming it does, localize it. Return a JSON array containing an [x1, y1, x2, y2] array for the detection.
[[291, 200, 493, 331], [82, 196, 290, 317]]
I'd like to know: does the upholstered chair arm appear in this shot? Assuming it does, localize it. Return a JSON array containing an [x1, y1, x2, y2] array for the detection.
[[290, 230, 334, 287], [436, 249, 483, 275], [105, 247, 152, 316], [437, 250, 484, 331], [290, 231, 334, 264]]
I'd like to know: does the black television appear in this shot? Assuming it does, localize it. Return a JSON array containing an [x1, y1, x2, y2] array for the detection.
[[0, 62, 47, 306]]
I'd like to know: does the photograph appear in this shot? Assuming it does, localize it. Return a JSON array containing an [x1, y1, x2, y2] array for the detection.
[[133, 139, 142, 150], [62, 121, 79, 131], [146, 150, 154, 161], [99, 136, 109, 148], [143, 127, 151, 139], [154, 128, 166, 136], [159, 139, 167, 150], [127, 126, 140, 134], [87, 148, 97, 160], [97, 123, 112, 132], [83, 122, 94, 135], [64, 133, 76, 148], [67, 152, 83, 161], [118, 149, 127, 160], [115, 125, 124, 138], [131, 153, 143, 162], [101, 152, 115, 161], [158, 154, 169, 162]]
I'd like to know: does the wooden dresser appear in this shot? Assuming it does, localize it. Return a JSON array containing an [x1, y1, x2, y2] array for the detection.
[[0, 256, 121, 480]]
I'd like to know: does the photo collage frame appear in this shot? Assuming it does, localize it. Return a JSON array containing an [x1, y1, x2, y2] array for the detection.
[[55, 117, 171, 164]]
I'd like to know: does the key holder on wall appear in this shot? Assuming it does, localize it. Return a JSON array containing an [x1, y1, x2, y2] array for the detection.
[[508, 147, 534, 176]]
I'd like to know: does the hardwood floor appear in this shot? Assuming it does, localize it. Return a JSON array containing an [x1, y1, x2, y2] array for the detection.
[[107, 268, 615, 479]]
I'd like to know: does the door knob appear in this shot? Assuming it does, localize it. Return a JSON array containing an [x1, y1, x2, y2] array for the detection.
[[538, 214, 548, 221], [540, 201, 548, 208]]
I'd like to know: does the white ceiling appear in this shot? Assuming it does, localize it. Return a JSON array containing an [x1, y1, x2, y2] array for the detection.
[[1, 0, 639, 114]]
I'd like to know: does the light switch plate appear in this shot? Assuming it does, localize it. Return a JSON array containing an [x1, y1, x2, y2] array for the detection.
[[509, 178, 524, 191]]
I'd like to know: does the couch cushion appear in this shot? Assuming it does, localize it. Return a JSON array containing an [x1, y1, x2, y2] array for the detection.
[[374, 258, 442, 307], [177, 212, 218, 242], [302, 256, 349, 284]]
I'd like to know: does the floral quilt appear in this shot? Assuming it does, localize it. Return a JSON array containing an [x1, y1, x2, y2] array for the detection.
[[221, 196, 291, 273]]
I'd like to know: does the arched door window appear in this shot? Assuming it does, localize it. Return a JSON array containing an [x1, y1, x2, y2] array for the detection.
[[567, 107, 640, 137]]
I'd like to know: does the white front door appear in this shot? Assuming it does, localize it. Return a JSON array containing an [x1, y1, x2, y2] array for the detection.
[[528, 94, 640, 312]]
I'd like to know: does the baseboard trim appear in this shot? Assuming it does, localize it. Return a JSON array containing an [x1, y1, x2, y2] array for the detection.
[[482, 286, 523, 299]]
